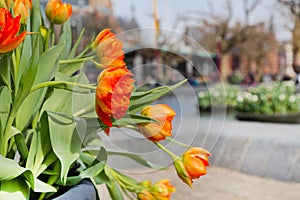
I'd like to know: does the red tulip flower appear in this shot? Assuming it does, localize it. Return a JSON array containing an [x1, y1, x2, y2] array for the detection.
[[95, 66, 134, 131], [0, 8, 27, 53]]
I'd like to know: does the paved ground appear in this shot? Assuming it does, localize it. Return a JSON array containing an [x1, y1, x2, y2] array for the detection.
[[96, 88, 300, 199], [97, 166, 300, 200]]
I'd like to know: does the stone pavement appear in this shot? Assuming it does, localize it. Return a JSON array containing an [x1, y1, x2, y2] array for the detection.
[[102, 116, 300, 183], [97, 112, 300, 199], [97, 166, 300, 200]]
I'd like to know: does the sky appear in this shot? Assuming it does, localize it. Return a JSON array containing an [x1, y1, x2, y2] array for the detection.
[[111, 0, 292, 41]]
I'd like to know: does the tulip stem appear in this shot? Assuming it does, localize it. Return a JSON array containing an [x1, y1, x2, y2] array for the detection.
[[166, 137, 192, 148], [153, 142, 179, 160], [106, 166, 144, 193], [73, 105, 95, 117], [59, 56, 94, 64], [45, 24, 53, 50]]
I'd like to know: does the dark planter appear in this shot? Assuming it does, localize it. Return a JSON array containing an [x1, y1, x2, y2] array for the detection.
[[236, 112, 300, 124], [293, 64, 300, 74], [52, 179, 98, 200], [198, 105, 235, 114]]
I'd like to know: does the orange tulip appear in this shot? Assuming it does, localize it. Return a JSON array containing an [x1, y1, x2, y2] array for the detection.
[[45, 0, 72, 25], [94, 29, 126, 68], [0, 0, 9, 9], [139, 104, 176, 142], [13, 0, 32, 23], [137, 179, 175, 200], [95, 66, 134, 130], [0, 8, 27, 53], [137, 190, 155, 200], [176, 147, 211, 187], [150, 179, 175, 200]]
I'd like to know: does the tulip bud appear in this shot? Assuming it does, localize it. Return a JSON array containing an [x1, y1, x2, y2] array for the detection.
[[94, 29, 126, 68], [174, 158, 193, 188], [139, 104, 176, 142], [137, 179, 175, 200], [150, 179, 175, 199], [39, 26, 48, 43], [137, 190, 155, 200], [13, 0, 32, 23], [45, 0, 72, 25], [175, 147, 211, 187]]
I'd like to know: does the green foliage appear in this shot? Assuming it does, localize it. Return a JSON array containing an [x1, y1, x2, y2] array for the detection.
[[0, 2, 190, 199], [198, 83, 241, 109], [236, 81, 300, 114]]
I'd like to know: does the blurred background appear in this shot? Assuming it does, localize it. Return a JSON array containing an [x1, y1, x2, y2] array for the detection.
[[41, 0, 300, 198], [41, 0, 300, 87]]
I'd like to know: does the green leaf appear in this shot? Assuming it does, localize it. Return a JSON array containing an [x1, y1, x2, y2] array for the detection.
[[112, 169, 138, 188], [26, 112, 53, 175], [0, 86, 11, 135], [72, 73, 95, 115], [35, 43, 65, 84], [14, 132, 29, 160], [104, 167, 124, 200], [41, 84, 73, 115], [14, 35, 39, 111], [56, 176, 83, 186], [59, 60, 85, 76], [36, 152, 57, 176], [93, 171, 110, 185], [69, 28, 85, 59], [0, 54, 11, 88], [106, 180, 124, 200], [31, 0, 43, 33], [107, 150, 163, 169], [113, 114, 157, 127], [15, 43, 65, 131], [0, 156, 51, 196], [17, 29, 32, 90], [0, 177, 30, 200], [80, 147, 107, 178], [47, 112, 84, 184], [129, 79, 187, 113], [33, 178, 56, 193], [0, 155, 33, 181], [58, 19, 72, 60]]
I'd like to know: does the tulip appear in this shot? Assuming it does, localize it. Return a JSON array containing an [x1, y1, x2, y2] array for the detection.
[[137, 179, 175, 200], [150, 179, 175, 200], [94, 29, 126, 68], [0, 0, 9, 9], [176, 147, 211, 187], [95, 66, 134, 130], [13, 0, 32, 23], [174, 158, 193, 187], [45, 0, 72, 25], [139, 104, 176, 142], [137, 190, 155, 200], [0, 8, 27, 53]]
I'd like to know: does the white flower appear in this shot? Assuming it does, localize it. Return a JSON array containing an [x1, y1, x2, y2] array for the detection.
[[244, 92, 252, 99], [237, 95, 244, 102], [279, 94, 286, 101], [198, 92, 205, 98], [289, 95, 296, 102], [251, 95, 258, 102]]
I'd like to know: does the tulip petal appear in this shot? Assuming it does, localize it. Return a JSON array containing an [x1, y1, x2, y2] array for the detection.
[[0, 8, 26, 53]]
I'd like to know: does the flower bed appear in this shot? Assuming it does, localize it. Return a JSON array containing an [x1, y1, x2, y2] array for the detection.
[[198, 83, 241, 112], [235, 82, 300, 123]]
